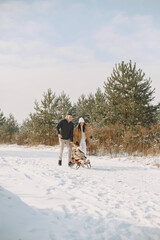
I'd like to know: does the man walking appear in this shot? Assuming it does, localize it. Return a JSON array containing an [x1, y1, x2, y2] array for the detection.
[[56, 113, 74, 166]]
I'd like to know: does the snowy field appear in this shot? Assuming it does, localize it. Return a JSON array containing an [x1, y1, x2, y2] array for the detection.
[[0, 144, 160, 240]]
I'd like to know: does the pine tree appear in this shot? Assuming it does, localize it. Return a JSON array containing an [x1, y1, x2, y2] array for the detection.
[[92, 88, 107, 126], [30, 89, 58, 145], [157, 106, 160, 124], [87, 93, 96, 123], [74, 90, 107, 126], [0, 109, 6, 142], [4, 114, 19, 142], [0, 109, 6, 126], [104, 61, 159, 128], [55, 91, 72, 123], [74, 94, 91, 124], [20, 90, 73, 145], [0, 112, 19, 143], [19, 118, 33, 144]]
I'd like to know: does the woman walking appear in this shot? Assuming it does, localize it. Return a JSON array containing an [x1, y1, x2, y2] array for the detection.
[[74, 117, 90, 156]]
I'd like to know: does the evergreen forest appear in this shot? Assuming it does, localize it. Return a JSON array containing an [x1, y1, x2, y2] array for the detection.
[[1, 61, 160, 156]]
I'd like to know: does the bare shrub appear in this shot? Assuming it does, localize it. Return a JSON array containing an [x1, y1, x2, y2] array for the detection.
[[88, 123, 160, 156]]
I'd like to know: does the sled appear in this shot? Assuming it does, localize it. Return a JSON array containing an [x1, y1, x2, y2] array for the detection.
[[70, 144, 91, 169], [71, 157, 91, 169]]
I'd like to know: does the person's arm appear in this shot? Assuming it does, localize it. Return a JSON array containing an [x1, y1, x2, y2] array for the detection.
[[70, 123, 74, 143], [57, 120, 62, 138], [85, 125, 91, 147]]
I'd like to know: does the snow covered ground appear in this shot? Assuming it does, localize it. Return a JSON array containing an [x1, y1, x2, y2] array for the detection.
[[0, 144, 160, 240]]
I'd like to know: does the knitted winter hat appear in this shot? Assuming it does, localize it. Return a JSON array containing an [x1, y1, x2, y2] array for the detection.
[[79, 117, 84, 123]]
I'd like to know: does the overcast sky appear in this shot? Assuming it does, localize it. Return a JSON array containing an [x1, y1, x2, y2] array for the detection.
[[0, 0, 160, 123]]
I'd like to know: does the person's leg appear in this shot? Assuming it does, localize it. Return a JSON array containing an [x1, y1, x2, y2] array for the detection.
[[80, 139, 87, 156], [66, 140, 72, 163], [58, 138, 65, 165]]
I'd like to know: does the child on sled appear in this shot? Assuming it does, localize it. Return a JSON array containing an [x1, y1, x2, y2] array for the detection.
[[70, 142, 91, 169]]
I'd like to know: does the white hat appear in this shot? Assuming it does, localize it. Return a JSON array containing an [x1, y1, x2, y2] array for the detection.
[[79, 117, 84, 123]]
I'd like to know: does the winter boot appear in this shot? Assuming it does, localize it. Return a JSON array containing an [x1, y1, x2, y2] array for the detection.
[[58, 160, 62, 166], [68, 161, 74, 167]]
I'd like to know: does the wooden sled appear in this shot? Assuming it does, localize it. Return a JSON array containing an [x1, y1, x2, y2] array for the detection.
[[71, 156, 91, 169]]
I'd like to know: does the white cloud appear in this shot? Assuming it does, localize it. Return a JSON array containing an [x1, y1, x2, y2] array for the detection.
[[0, 37, 96, 68], [0, 0, 57, 33], [95, 13, 160, 62], [56, 44, 96, 63], [71, 2, 85, 9], [111, 11, 129, 26], [0, 2, 159, 123], [0, 61, 113, 122], [0, 41, 19, 52], [0, 1, 28, 28], [31, 0, 57, 13], [0, 0, 95, 67]]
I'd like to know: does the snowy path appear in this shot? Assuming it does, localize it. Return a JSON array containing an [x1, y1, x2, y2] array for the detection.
[[0, 145, 160, 240]]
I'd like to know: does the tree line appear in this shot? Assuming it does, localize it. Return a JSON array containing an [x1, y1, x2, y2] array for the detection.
[[0, 61, 160, 155]]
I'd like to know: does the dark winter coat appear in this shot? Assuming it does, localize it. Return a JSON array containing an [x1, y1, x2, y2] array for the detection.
[[57, 119, 74, 142]]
